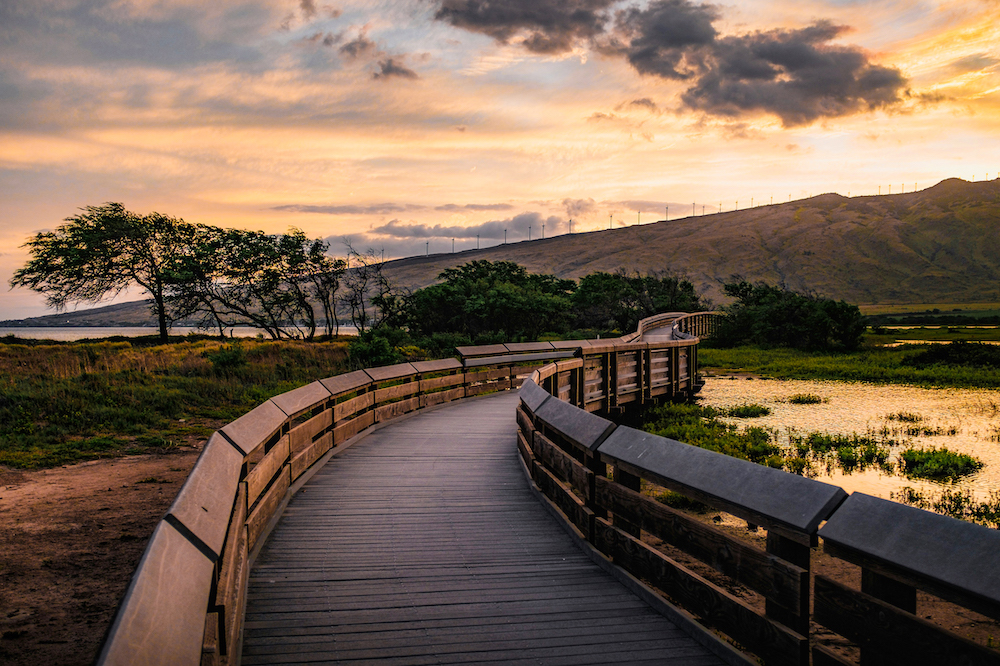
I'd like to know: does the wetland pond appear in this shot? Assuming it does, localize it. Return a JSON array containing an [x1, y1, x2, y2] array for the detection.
[[697, 375, 1000, 502]]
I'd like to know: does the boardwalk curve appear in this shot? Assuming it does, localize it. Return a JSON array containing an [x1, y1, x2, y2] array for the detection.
[[242, 392, 728, 665]]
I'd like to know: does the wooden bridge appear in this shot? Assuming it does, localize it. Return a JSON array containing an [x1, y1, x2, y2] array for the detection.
[[97, 312, 1000, 666]]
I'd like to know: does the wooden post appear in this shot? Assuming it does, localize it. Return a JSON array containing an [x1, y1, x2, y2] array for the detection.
[[612, 466, 641, 538], [860, 568, 917, 665], [585, 451, 607, 542], [766, 532, 811, 637]]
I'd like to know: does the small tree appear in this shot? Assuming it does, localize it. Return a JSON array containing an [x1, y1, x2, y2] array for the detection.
[[10, 203, 197, 342], [340, 243, 405, 333], [167, 227, 346, 340]]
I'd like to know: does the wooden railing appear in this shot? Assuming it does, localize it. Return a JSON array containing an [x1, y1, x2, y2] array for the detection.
[[518, 346, 1000, 666], [95, 313, 717, 666]]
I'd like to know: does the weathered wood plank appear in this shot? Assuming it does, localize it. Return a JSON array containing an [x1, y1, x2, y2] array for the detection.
[[598, 425, 845, 545], [288, 410, 331, 457], [814, 575, 1000, 666], [594, 475, 806, 613], [291, 431, 332, 480], [374, 381, 419, 404], [374, 396, 420, 422], [594, 518, 806, 666], [818, 492, 1000, 621], [247, 464, 290, 552], [215, 483, 247, 660], [245, 435, 289, 510], [419, 373, 465, 392], [421, 386, 465, 408], [533, 460, 593, 536], [333, 411, 374, 445], [534, 431, 592, 498], [333, 391, 372, 421]]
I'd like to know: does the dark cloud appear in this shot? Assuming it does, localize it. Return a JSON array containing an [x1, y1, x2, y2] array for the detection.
[[339, 33, 378, 60], [373, 212, 565, 240], [435, 203, 516, 212], [621, 97, 659, 112], [273, 203, 426, 215], [562, 198, 597, 217], [374, 58, 419, 80], [605, 0, 719, 79], [434, 0, 617, 54], [434, 0, 909, 125], [300, 0, 318, 20], [681, 21, 908, 126]]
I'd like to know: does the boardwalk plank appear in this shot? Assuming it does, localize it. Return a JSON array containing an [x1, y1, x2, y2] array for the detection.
[[242, 392, 729, 665]]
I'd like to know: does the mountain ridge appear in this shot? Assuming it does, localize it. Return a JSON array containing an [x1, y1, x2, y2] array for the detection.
[[4, 178, 999, 327]]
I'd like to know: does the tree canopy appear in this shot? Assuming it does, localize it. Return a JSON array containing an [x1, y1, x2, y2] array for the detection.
[[711, 280, 866, 351], [572, 270, 706, 332], [10, 203, 197, 341], [11, 203, 346, 341], [405, 260, 576, 341]]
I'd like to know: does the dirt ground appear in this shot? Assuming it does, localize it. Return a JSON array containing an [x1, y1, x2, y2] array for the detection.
[[0, 448, 202, 666]]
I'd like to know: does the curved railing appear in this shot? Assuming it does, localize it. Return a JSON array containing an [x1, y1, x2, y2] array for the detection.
[[100, 305, 1000, 666], [518, 354, 1000, 666], [96, 314, 718, 666]]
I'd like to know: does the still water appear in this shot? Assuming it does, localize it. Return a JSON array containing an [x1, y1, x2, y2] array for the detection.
[[697, 376, 1000, 500], [0, 326, 359, 341]]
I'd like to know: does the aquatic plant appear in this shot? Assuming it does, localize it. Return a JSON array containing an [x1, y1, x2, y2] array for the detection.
[[722, 403, 771, 418], [787, 393, 825, 404], [898, 447, 983, 481]]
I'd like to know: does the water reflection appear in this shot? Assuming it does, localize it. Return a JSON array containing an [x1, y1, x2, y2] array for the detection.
[[698, 376, 1000, 500]]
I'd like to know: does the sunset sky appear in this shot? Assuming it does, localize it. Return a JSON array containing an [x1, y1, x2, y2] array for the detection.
[[2, 0, 998, 319]]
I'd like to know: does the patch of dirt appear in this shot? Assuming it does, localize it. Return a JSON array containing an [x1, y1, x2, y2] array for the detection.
[[0, 448, 202, 666]]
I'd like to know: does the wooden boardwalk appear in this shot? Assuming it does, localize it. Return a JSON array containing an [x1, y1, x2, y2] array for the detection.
[[242, 392, 727, 666]]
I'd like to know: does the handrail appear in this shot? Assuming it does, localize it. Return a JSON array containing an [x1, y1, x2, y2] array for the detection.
[[97, 312, 723, 666], [97, 353, 534, 666], [518, 319, 1000, 666]]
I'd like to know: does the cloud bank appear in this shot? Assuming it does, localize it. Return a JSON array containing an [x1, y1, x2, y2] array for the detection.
[[434, 0, 909, 126]]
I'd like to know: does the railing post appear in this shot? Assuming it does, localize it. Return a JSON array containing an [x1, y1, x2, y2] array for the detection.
[[765, 532, 812, 638], [612, 466, 641, 538]]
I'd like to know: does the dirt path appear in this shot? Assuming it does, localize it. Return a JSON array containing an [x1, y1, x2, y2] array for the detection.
[[0, 449, 202, 666]]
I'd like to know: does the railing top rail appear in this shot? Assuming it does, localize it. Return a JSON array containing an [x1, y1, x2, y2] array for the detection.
[[818, 492, 1000, 613], [596, 424, 847, 542], [463, 349, 578, 367], [411, 358, 463, 373], [270, 380, 333, 419], [318, 369, 373, 396], [364, 362, 419, 382]]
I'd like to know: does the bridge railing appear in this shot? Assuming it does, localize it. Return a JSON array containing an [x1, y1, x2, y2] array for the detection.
[[96, 347, 574, 666], [519, 336, 1000, 666]]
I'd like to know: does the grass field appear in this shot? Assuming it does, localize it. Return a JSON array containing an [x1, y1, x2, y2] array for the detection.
[[699, 330, 1000, 389], [0, 336, 351, 468], [858, 303, 1000, 315]]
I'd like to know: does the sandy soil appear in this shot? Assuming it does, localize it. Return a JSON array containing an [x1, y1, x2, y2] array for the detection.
[[0, 449, 202, 666]]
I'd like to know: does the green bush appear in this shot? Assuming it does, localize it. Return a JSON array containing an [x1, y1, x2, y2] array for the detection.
[[711, 281, 866, 351], [722, 403, 771, 418], [899, 447, 983, 481]]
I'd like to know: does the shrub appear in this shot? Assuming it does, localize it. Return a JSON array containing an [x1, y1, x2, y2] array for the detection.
[[711, 280, 865, 351], [722, 403, 771, 418], [898, 447, 983, 481], [787, 393, 824, 404]]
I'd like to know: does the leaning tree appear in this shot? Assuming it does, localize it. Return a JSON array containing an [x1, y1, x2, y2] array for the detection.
[[10, 202, 198, 342]]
